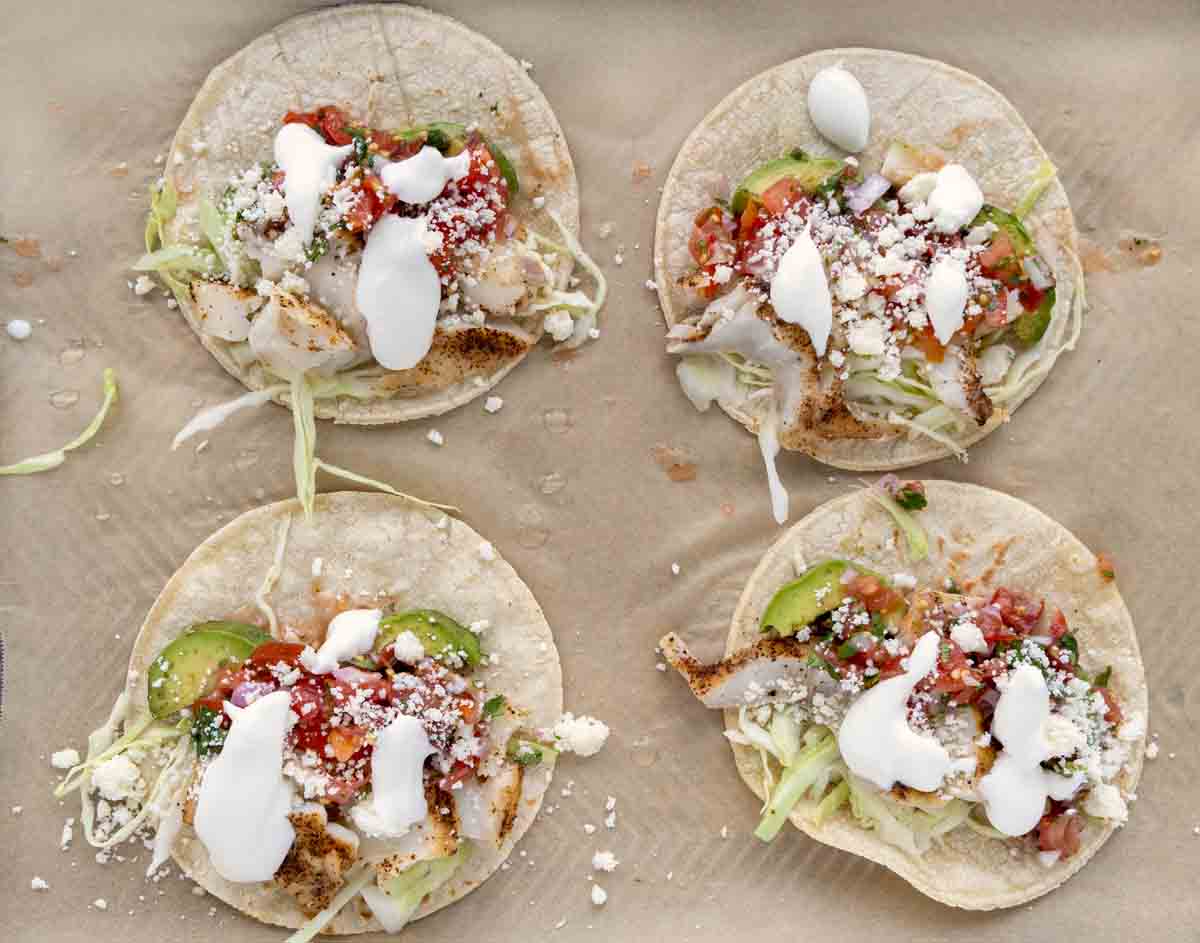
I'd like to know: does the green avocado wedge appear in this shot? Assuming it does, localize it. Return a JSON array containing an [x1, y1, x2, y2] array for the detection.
[[146, 621, 271, 718], [731, 154, 844, 215], [376, 609, 482, 669], [760, 561, 898, 636]]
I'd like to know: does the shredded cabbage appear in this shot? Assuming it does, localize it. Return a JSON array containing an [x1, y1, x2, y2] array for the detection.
[[357, 846, 470, 934], [171, 386, 286, 450], [768, 710, 801, 767], [815, 779, 850, 824], [255, 515, 292, 636], [754, 727, 839, 841], [140, 179, 194, 307], [132, 245, 218, 277], [885, 410, 968, 461], [315, 460, 458, 513], [53, 693, 190, 850], [529, 211, 608, 348], [1, 368, 119, 476], [845, 775, 972, 855], [1014, 160, 1057, 221], [865, 483, 929, 562], [290, 374, 318, 519]]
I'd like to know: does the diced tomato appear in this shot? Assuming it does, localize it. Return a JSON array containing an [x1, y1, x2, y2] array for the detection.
[[845, 574, 904, 614], [281, 106, 355, 146], [328, 672, 391, 707], [450, 693, 479, 725], [1099, 687, 1123, 726], [759, 179, 810, 218], [425, 141, 508, 278], [1037, 812, 1082, 858], [737, 198, 764, 244], [249, 641, 307, 668], [1018, 281, 1045, 313], [369, 129, 422, 161], [928, 641, 985, 704], [912, 327, 946, 363], [874, 655, 907, 680], [439, 762, 477, 791], [1047, 609, 1069, 643], [978, 231, 1023, 286], [989, 587, 1044, 635], [688, 206, 736, 267], [341, 175, 397, 234], [289, 679, 329, 753], [959, 313, 984, 338], [328, 725, 367, 763]]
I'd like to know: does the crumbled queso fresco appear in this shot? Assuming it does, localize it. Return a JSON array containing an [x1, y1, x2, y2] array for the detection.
[[551, 714, 610, 757], [735, 191, 1000, 382]]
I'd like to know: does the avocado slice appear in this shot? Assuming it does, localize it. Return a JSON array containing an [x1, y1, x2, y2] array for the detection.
[[396, 121, 469, 154], [376, 609, 482, 669], [760, 560, 849, 636], [1013, 284, 1055, 344], [146, 621, 271, 718], [731, 156, 844, 215], [972, 205, 1035, 257], [760, 561, 900, 636]]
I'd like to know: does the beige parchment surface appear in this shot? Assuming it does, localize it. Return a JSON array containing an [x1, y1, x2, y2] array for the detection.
[[1, 1, 1197, 941]]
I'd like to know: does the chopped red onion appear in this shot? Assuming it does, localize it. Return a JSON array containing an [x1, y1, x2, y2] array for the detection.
[[845, 173, 891, 217]]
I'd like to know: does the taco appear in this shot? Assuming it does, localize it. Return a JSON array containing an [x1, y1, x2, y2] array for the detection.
[[138, 4, 604, 435], [54, 493, 608, 936], [660, 480, 1145, 909], [655, 49, 1083, 522]]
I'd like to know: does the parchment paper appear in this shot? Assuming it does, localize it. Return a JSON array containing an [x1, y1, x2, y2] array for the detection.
[[2, 1, 1197, 940]]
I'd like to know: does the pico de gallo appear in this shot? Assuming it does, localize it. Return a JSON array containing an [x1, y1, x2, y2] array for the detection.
[[668, 141, 1065, 450]]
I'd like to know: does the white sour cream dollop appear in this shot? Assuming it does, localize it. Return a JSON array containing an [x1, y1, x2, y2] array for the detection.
[[273, 123, 353, 245], [299, 608, 382, 675], [354, 215, 443, 370], [807, 65, 871, 153], [770, 227, 832, 357], [380, 146, 471, 205], [925, 258, 969, 344], [349, 714, 435, 838], [837, 631, 952, 792], [193, 690, 295, 883], [978, 664, 1086, 836]]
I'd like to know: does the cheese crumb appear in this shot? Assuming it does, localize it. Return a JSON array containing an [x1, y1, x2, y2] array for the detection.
[[426, 429, 444, 447], [590, 884, 607, 906], [92, 754, 145, 802], [478, 541, 496, 562], [583, 823, 596, 835], [93, 899, 108, 911], [544, 310, 574, 342], [483, 396, 504, 414], [390, 630, 426, 665], [591, 850, 618, 872], [31, 877, 49, 891], [133, 275, 155, 296], [50, 748, 80, 770], [1145, 741, 1160, 759], [552, 714, 610, 757], [6, 319, 32, 340], [670, 562, 681, 576], [532, 195, 546, 210]]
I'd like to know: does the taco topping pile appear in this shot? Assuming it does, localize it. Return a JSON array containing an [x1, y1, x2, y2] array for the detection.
[[666, 64, 1069, 524], [56, 604, 606, 937], [662, 559, 1139, 864]]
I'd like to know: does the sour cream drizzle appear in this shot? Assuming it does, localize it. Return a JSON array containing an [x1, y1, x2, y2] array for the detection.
[[354, 215, 443, 370], [380, 146, 470, 204], [925, 258, 969, 344], [837, 631, 952, 791], [770, 226, 832, 357], [350, 714, 435, 838], [193, 690, 295, 883], [978, 664, 1085, 836], [273, 123, 352, 245], [299, 608, 382, 675]]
